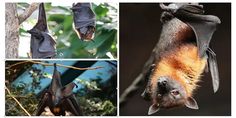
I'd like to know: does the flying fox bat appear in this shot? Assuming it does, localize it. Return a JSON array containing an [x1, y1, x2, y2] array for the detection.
[[27, 3, 56, 58], [140, 3, 221, 115], [71, 3, 96, 41], [36, 63, 83, 116]]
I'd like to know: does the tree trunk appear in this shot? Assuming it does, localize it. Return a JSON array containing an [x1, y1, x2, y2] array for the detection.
[[5, 3, 19, 58]]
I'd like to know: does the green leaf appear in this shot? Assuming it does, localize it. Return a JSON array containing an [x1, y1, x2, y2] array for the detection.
[[96, 30, 117, 57], [94, 4, 109, 18], [48, 14, 65, 23], [85, 30, 115, 50]]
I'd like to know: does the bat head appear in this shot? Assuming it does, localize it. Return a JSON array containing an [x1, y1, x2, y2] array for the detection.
[[74, 26, 95, 41], [27, 29, 43, 39], [148, 76, 198, 115]]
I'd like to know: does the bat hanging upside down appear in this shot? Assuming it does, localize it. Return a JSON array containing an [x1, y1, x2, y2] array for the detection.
[[71, 3, 96, 41], [36, 63, 83, 116], [27, 3, 56, 58], [141, 3, 221, 115]]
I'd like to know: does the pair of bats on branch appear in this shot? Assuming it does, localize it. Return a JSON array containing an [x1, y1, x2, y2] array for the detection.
[[121, 3, 221, 115], [27, 3, 96, 58], [36, 63, 83, 116]]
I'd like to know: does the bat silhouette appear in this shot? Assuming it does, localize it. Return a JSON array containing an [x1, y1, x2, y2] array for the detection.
[[36, 63, 83, 116], [27, 3, 56, 58], [71, 3, 96, 41], [140, 3, 221, 115]]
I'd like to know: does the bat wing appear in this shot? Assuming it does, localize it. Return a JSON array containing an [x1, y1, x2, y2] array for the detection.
[[49, 63, 63, 105], [33, 3, 48, 32], [36, 91, 50, 116], [174, 4, 221, 57], [63, 94, 83, 116], [207, 48, 220, 93], [173, 4, 220, 92], [38, 32, 56, 58]]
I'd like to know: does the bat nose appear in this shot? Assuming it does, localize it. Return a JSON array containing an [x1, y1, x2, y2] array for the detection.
[[158, 77, 168, 87], [157, 77, 169, 95]]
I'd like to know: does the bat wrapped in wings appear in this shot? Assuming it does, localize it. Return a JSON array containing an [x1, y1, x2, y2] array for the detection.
[[71, 3, 96, 41], [27, 3, 56, 58], [140, 3, 221, 115], [36, 63, 83, 116]]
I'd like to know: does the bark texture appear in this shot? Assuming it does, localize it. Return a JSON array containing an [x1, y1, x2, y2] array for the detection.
[[5, 3, 19, 58]]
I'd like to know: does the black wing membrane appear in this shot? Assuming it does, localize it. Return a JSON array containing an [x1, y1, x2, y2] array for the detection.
[[36, 92, 49, 116], [174, 4, 220, 93], [63, 94, 83, 116], [207, 48, 220, 93], [71, 3, 96, 41], [49, 63, 63, 106], [27, 3, 56, 58], [174, 5, 221, 57], [61, 82, 82, 116]]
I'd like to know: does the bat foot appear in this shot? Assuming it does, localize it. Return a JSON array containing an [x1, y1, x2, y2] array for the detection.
[[160, 11, 174, 24]]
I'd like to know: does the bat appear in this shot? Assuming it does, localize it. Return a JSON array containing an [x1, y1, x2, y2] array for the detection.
[[36, 63, 83, 116], [27, 3, 56, 58], [71, 3, 96, 41], [140, 3, 221, 115]]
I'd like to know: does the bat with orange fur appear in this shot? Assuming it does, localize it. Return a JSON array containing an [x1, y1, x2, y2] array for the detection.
[[141, 3, 221, 115]]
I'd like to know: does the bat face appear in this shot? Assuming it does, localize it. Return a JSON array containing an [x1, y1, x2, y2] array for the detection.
[[71, 3, 96, 41], [155, 76, 187, 108], [75, 26, 95, 41], [148, 77, 198, 115]]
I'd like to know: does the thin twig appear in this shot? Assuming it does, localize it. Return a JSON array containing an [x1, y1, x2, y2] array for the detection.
[[18, 3, 40, 24], [5, 86, 31, 116], [6, 60, 103, 70], [6, 61, 29, 69], [119, 74, 144, 105]]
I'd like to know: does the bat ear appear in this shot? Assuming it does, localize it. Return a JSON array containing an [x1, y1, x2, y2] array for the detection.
[[148, 103, 160, 115], [185, 97, 199, 110], [141, 88, 151, 101]]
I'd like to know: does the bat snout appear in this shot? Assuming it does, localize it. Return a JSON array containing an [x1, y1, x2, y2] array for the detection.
[[157, 77, 169, 94], [158, 77, 168, 87]]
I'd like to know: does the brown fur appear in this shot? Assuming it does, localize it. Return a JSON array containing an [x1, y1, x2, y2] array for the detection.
[[150, 44, 207, 97]]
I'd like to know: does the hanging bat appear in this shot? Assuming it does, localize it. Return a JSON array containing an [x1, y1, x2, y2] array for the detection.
[[27, 3, 56, 58], [141, 3, 221, 115], [36, 63, 83, 116], [71, 3, 96, 41]]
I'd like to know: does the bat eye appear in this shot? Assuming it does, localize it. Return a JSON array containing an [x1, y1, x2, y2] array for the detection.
[[171, 90, 180, 96]]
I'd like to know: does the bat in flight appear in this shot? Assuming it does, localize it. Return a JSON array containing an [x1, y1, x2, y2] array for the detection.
[[36, 63, 83, 116], [27, 3, 56, 58], [141, 3, 221, 115], [71, 3, 96, 41]]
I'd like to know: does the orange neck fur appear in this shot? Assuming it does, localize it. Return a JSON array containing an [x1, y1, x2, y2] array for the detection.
[[151, 44, 207, 97]]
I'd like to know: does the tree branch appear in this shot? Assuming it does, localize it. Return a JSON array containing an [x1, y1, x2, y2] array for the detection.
[[6, 60, 103, 70], [5, 86, 31, 116], [119, 74, 144, 105], [18, 3, 40, 24]]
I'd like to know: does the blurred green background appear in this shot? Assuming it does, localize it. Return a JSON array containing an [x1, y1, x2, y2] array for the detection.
[[18, 2, 117, 59]]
